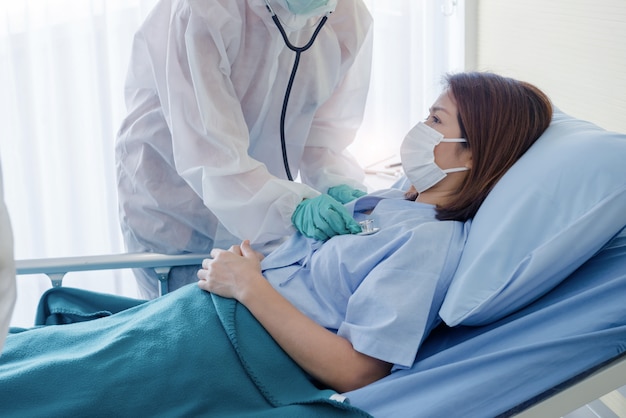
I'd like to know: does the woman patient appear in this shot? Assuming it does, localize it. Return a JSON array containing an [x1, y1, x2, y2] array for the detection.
[[0, 72, 552, 413], [196, 71, 553, 391]]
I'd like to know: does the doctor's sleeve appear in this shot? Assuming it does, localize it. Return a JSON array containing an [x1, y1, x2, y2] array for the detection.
[[160, 5, 317, 244]]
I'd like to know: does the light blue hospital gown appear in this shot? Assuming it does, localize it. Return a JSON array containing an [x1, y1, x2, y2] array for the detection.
[[262, 189, 470, 369]]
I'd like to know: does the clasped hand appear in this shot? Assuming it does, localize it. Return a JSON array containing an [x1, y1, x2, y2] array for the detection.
[[197, 240, 265, 301]]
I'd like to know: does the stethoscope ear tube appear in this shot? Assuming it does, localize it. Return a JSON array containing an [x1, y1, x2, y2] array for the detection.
[[264, 0, 329, 181]]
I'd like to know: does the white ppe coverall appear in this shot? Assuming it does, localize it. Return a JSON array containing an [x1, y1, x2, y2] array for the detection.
[[116, 0, 373, 297], [0, 162, 16, 353]]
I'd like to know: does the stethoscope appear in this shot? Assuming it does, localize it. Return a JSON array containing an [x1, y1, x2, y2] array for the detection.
[[263, 2, 379, 236], [264, 0, 330, 181]]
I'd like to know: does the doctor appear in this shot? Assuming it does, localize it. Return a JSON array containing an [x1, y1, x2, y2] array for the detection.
[[116, 0, 374, 299]]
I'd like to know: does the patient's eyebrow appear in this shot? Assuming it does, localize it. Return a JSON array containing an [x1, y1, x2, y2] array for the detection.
[[429, 106, 451, 115]]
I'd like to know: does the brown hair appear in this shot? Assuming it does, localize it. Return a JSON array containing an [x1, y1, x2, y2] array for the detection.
[[435, 72, 553, 222]]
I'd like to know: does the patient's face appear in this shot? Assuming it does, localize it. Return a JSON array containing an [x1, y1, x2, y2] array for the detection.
[[426, 90, 468, 173]]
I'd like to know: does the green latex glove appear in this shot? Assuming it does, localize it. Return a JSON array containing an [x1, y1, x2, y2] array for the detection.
[[292, 194, 362, 241], [327, 184, 367, 204]]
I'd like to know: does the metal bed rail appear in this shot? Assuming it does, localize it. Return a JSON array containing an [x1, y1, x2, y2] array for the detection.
[[15, 253, 208, 296], [511, 352, 626, 417]]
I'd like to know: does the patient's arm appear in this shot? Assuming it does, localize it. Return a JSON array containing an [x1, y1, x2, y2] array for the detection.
[[197, 241, 392, 392]]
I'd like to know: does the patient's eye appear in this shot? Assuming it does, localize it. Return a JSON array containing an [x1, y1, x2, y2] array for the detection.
[[425, 114, 441, 124]]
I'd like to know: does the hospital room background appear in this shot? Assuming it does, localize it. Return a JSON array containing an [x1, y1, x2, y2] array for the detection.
[[1, 0, 625, 415]]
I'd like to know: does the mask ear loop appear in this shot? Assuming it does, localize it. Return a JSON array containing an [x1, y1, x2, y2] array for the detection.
[[440, 138, 470, 174], [264, 0, 330, 181]]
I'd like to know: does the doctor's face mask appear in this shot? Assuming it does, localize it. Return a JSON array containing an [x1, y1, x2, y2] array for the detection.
[[400, 122, 469, 193], [281, 0, 335, 16]]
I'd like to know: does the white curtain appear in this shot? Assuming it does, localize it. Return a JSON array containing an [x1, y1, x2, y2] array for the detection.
[[350, 0, 465, 170], [1, 0, 465, 328]]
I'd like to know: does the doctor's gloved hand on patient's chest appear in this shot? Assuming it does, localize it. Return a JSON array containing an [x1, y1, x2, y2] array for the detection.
[[292, 193, 362, 241]]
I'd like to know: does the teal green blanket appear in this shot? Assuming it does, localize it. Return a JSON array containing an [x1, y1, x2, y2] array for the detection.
[[0, 285, 371, 417]]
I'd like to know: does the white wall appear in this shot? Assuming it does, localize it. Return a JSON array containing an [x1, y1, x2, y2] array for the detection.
[[470, 0, 626, 134]]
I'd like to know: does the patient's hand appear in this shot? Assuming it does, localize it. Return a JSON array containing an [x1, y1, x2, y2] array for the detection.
[[197, 240, 265, 300], [224, 241, 265, 261]]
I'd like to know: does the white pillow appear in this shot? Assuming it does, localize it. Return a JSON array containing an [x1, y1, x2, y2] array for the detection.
[[439, 109, 626, 326]]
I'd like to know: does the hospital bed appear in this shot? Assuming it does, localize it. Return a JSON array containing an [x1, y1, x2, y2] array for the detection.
[[10, 109, 626, 417], [13, 230, 626, 417]]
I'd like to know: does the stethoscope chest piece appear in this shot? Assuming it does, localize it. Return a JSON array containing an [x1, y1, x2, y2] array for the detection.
[[357, 219, 379, 235]]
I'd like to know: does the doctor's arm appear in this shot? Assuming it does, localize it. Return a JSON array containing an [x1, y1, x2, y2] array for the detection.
[[196, 241, 391, 392], [162, 9, 319, 244]]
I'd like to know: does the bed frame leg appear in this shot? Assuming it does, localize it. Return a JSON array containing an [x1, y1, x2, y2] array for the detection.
[[154, 266, 171, 297], [48, 272, 66, 288]]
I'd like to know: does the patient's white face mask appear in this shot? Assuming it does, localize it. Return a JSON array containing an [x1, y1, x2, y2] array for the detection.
[[400, 122, 469, 193]]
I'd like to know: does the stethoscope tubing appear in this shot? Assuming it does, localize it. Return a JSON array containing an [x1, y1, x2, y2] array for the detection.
[[265, 1, 329, 181]]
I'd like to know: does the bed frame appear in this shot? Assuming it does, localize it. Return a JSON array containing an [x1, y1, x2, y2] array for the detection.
[[508, 352, 626, 417], [15, 252, 626, 417], [15, 253, 206, 297]]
